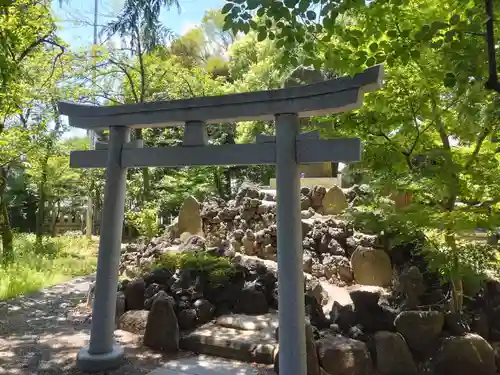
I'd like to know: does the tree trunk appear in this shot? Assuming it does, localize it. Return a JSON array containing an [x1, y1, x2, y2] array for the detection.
[[35, 155, 49, 245], [50, 202, 59, 237], [0, 167, 13, 263]]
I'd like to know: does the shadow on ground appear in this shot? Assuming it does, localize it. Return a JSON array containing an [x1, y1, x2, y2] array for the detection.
[[0, 275, 196, 375]]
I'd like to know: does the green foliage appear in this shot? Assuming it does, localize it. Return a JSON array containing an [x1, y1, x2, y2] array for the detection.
[[423, 231, 499, 295], [154, 252, 236, 286], [221, 0, 500, 310], [125, 202, 160, 240], [0, 234, 97, 300]]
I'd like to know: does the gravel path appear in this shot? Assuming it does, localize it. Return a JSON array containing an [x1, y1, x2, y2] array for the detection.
[[0, 276, 274, 375]]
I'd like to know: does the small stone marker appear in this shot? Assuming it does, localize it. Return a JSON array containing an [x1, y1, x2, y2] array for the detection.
[[322, 185, 348, 215], [177, 195, 204, 238], [350, 247, 392, 287]]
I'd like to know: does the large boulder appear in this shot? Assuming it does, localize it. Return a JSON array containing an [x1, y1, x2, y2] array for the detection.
[[374, 331, 417, 375], [432, 334, 497, 375], [234, 282, 269, 315], [193, 298, 215, 324], [124, 278, 145, 310], [394, 310, 444, 354], [316, 335, 372, 375], [350, 247, 392, 287], [119, 310, 149, 335], [493, 342, 500, 371], [143, 291, 180, 352]]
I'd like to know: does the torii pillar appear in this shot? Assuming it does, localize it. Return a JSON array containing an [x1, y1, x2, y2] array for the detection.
[[58, 64, 384, 374]]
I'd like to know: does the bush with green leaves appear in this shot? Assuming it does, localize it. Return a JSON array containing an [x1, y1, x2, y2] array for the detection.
[[125, 203, 160, 241], [153, 251, 237, 287]]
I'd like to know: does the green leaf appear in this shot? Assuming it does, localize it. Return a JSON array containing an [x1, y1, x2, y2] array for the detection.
[[268, 31, 275, 40], [323, 16, 334, 29], [400, 29, 411, 38], [221, 3, 234, 14], [369, 42, 378, 52], [242, 22, 250, 34], [248, 0, 261, 9], [410, 50, 420, 59], [430, 39, 444, 49], [304, 57, 314, 66], [222, 18, 232, 31], [350, 37, 360, 48], [375, 52, 386, 63], [355, 50, 368, 58], [249, 20, 258, 30], [258, 29, 267, 42], [444, 72, 457, 88], [284, 0, 299, 7], [355, 55, 367, 66], [306, 10, 316, 20], [387, 29, 398, 38], [351, 29, 364, 39], [400, 51, 410, 64], [366, 56, 376, 67], [444, 30, 455, 42], [298, 0, 309, 12], [265, 19, 273, 28], [431, 20, 449, 30], [304, 41, 314, 52], [450, 14, 460, 25], [257, 7, 266, 17]]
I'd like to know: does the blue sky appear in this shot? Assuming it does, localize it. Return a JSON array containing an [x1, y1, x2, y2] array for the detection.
[[52, 0, 224, 137]]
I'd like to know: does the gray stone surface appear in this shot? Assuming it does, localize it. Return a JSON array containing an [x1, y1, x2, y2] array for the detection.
[[180, 314, 278, 364], [146, 355, 268, 375]]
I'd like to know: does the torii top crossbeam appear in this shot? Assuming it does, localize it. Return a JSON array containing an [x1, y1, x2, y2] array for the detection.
[[60, 65, 384, 375], [59, 64, 383, 129]]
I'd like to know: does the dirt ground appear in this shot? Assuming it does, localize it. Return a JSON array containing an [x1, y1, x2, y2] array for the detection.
[[0, 275, 274, 375]]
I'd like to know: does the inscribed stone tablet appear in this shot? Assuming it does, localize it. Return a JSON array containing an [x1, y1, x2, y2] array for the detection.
[[177, 195, 203, 238], [350, 247, 392, 287], [322, 185, 348, 215]]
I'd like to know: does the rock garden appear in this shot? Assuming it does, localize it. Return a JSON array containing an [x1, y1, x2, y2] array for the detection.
[[102, 184, 500, 375]]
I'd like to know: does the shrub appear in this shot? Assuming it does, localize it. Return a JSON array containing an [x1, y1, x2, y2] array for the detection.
[[153, 251, 236, 286], [125, 203, 160, 241]]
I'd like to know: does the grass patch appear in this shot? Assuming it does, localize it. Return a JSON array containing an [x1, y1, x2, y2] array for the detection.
[[0, 234, 98, 300]]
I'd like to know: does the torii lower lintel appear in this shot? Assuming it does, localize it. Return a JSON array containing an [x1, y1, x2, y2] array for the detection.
[[69, 137, 362, 169], [60, 65, 384, 375]]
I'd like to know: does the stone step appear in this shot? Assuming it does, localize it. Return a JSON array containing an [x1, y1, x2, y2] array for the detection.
[[146, 355, 273, 375], [180, 315, 278, 365]]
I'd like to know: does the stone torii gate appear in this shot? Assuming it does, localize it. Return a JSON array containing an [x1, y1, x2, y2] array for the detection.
[[58, 64, 383, 374]]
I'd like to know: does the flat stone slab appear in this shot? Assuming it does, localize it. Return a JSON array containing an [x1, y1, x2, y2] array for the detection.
[[180, 314, 278, 364], [216, 313, 278, 332], [146, 355, 269, 375]]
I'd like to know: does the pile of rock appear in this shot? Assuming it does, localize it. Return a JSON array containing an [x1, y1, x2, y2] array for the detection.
[[113, 184, 500, 375], [273, 285, 499, 375]]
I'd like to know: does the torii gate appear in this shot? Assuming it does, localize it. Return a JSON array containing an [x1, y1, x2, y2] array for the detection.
[[58, 64, 383, 374]]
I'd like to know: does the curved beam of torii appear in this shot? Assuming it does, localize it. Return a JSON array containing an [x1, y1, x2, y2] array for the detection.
[[58, 64, 384, 374]]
